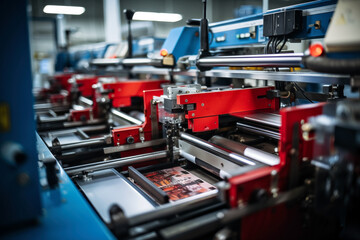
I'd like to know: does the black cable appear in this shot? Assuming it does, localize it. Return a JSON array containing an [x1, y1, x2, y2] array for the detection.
[[277, 35, 287, 53], [293, 82, 314, 103], [272, 36, 276, 54], [265, 37, 271, 54], [266, 37, 273, 54]]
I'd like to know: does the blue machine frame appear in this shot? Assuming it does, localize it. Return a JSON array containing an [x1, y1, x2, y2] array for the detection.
[[162, 0, 337, 59], [0, 1, 114, 238], [209, 0, 337, 49], [0, 0, 42, 228]]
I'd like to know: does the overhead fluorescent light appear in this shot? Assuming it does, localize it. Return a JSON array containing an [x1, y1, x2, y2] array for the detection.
[[43, 5, 85, 15], [133, 11, 182, 22]]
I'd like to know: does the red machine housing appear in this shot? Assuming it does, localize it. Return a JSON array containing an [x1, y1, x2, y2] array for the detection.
[[227, 103, 324, 239], [177, 87, 279, 132], [103, 79, 168, 108], [111, 89, 163, 146]]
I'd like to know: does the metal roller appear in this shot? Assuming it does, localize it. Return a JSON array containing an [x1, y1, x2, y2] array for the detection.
[[179, 132, 256, 166], [209, 135, 279, 166]]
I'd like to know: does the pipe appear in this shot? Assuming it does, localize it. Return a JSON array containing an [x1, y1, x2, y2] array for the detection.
[[303, 56, 360, 75], [198, 53, 303, 68], [209, 136, 279, 166], [65, 150, 168, 175], [179, 132, 256, 166]]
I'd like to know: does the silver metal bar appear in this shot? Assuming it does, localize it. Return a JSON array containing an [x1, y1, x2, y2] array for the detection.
[[76, 128, 90, 139], [79, 96, 93, 106], [179, 132, 256, 166], [65, 150, 168, 175], [172, 69, 351, 85], [243, 112, 281, 128], [122, 58, 163, 67], [54, 137, 106, 150], [34, 102, 70, 111], [198, 53, 303, 68], [131, 66, 170, 75], [111, 109, 142, 125], [103, 139, 166, 154], [38, 115, 69, 123], [90, 58, 122, 66], [236, 122, 280, 140], [209, 136, 280, 166]]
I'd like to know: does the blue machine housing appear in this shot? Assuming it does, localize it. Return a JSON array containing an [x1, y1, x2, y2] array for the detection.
[[161, 26, 200, 62]]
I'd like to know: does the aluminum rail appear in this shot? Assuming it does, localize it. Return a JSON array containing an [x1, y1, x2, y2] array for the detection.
[[65, 150, 168, 175], [197, 53, 303, 68], [90, 58, 163, 67], [122, 58, 163, 67], [110, 109, 142, 125]]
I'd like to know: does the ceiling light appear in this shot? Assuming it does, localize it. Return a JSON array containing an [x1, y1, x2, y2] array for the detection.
[[132, 11, 182, 22], [43, 5, 85, 15]]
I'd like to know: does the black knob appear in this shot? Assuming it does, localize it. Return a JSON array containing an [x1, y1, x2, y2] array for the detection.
[[14, 151, 27, 165]]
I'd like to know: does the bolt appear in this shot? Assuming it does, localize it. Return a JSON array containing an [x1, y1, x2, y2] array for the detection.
[[216, 212, 225, 219], [268, 104, 271, 107], [192, 113, 195, 117], [185, 99, 188, 103], [201, 103, 204, 107]]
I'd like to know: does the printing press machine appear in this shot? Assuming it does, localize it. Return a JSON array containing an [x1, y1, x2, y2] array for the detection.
[[1, 0, 360, 239]]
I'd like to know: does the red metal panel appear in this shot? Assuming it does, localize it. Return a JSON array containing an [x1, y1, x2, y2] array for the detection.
[[102, 79, 169, 108], [278, 103, 324, 185], [76, 77, 99, 97], [188, 116, 219, 132], [177, 87, 276, 131], [177, 87, 276, 119], [228, 103, 324, 208], [50, 94, 66, 104], [70, 108, 91, 122], [52, 73, 74, 92], [112, 89, 163, 146], [228, 166, 278, 207]]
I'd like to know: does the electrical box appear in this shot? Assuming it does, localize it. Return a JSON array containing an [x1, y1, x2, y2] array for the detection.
[[263, 10, 302, 37]]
